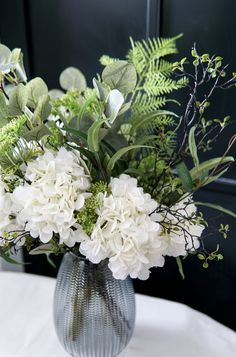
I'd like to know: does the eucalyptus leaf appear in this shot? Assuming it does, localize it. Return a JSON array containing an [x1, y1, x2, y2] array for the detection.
[[0, 45, 12, 73], [48, 89, 64, 99], [102, 60, 137, 94], [188, 126, 199, 166], [190, 156, 234, 181], [0, 92, 9, 125], [87, 119, 106, 152], [195, 202, 236, 218], [26, 77, 48, 109], [9, 83, 28, 115], [59, 67, 87, 91], [10, 48, 27, 82], [0, 44, 11, 64], [176, 161, 193, 192], [23, 124, 51, 142], [33, 94, 51, 124]]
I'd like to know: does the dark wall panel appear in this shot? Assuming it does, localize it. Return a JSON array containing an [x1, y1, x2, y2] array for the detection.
[[27, 0, 148, 88]]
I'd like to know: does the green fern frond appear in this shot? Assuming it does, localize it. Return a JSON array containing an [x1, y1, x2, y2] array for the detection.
[[132, 93, 166, 114], [139, 115, 176, 135], [127, 35, 182, 74], [143, 73, 188, 96]]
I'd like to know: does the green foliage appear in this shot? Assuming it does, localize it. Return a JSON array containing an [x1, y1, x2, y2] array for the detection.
[[0, 115, 27, 157], [190, 156, 234, 185], [188, 126, 199, 167], [100, 55, 118, 66], [195, 202, 236, 219], [176, 161, 194, 192], [129, 154, 184, 206], [197, 245, 224, 269], [26, 77, 48, 109], [76, 182, 109, 235], [127, 35, 188, 118], [59, 67, 87, 91], [219, 223, 230, 239], [102, 60, 137, 94]]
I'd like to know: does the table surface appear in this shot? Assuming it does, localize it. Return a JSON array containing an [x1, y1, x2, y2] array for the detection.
[[0, 272, 236, 357]]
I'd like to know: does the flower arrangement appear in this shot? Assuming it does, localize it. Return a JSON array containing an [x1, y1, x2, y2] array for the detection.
[[0, 35, 235, 280]]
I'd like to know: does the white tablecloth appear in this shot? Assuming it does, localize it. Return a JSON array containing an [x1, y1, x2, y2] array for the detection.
[[0, 272, 236, 357]]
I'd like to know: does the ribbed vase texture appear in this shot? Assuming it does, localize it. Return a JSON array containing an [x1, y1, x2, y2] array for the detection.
[[53, 253, 136, 357]]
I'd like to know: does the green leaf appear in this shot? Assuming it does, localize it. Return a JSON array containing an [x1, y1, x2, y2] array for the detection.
[[0, 44, 11, 64], [102, 60, 137, 94], [29, 243, 53, 255], [130, 110, 178, 135], [63, 124, 87, 144], [200, 168, 229, 186], [9, 83, 28, 115], [26, 77, 48, 109], [194, 202, 236, 218], [92, 78, 108, 100], [0, 249, 29, 265], [107, 144, 151, 173], [188, 126, 199, 166], [46, 254, 56, 269], [10, 48, 27, 82], [48, 89, 64, 99], [190, 156, 234, 181], [176, 161, 193, 192], [59, 67, 87, 91], [23, 124, 51, 142], [33, 94, 51, 124], [0, 92, 9, 125], [87, 119, 106, 152], [176, 256, 185, 279]]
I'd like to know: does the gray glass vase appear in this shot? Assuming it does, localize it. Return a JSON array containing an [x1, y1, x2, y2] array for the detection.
[[53, 252, 136, 357]]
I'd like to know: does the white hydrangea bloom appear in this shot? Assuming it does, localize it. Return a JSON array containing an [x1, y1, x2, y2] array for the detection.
[[80, 174, 166, 280], [0, 181, 23, 246], [153, 195, 205, 257], [12, 147, 90, 247]]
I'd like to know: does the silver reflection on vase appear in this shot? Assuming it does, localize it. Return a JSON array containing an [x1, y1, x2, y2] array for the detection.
[[53, 252, 136, 357]]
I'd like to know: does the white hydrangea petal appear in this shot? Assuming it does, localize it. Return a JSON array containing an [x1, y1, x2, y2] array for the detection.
[[80, 174, 166, 280], [11, 147, 91, 246]]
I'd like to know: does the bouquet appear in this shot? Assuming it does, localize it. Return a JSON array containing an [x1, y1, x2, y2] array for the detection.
[[0, 35, 235, 280]]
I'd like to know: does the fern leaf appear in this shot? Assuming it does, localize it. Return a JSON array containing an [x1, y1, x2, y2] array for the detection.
[[132, 93, 166, 114], [143, 73, 188, 96], [127, 35, 182, 74]]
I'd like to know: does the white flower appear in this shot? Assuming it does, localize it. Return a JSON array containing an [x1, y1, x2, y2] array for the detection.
[[0, 181, 23, 246], [80, 174, 166, 280], [154, 195, 205, 257], [105, 89, 124, 124], [12, 147, 90, 247]]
